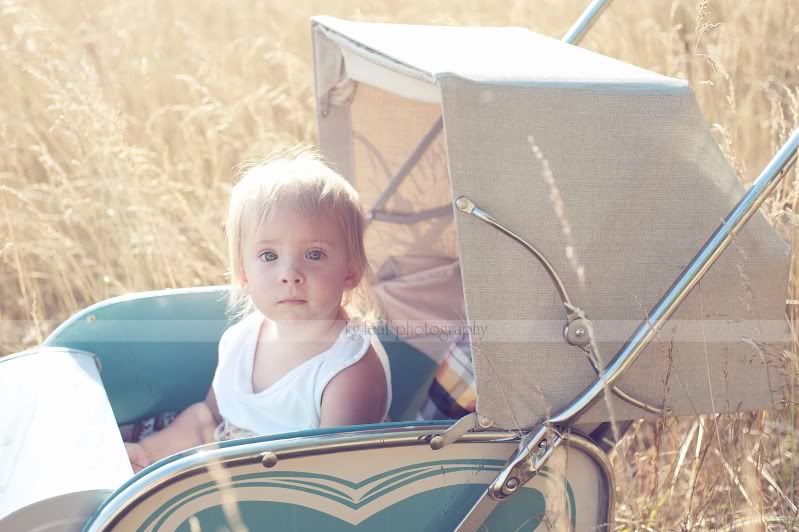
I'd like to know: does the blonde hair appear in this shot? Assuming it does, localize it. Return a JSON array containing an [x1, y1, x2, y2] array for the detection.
[[226, 149, 379, 324]]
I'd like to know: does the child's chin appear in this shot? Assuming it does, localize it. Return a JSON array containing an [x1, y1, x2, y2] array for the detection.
[[270, 308, 313, 321]]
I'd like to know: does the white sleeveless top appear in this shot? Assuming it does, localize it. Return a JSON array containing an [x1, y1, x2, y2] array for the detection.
[[212, 313, 392, 439]]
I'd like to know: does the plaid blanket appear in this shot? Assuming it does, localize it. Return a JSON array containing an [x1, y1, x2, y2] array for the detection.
[[417, 335, 476, 420], [119, 411, 176, 443]]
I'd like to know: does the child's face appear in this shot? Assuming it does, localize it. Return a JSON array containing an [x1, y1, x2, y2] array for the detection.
[[241, 205, 360, 323]]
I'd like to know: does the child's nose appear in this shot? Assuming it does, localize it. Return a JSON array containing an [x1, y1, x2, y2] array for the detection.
[[280, 263, 304, 285]]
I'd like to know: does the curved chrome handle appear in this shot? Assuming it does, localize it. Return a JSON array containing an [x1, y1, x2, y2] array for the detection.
[[455, 196, 574, 310], [455, 195, 667, 416]]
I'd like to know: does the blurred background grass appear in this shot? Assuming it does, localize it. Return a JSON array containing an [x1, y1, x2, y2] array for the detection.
[[1, 0, 798, 528]]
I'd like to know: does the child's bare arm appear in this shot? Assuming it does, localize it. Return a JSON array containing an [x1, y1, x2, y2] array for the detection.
[[128, 388, 221, 471], [204, 386, 222, 424], [319, 347, 387, 428]]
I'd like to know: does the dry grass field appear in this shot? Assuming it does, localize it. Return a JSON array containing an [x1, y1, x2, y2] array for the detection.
[[1, 0, 798, 529]]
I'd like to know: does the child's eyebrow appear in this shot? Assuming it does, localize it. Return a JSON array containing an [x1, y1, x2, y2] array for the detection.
[[255, 239, 334, 246]]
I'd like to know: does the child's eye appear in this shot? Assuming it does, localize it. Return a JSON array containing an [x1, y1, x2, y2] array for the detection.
[[259, 251, 278, 262], [306, 249, 326, 261]]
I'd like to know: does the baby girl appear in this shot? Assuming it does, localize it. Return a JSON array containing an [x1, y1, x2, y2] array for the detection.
[[126, 152, 391, 471]]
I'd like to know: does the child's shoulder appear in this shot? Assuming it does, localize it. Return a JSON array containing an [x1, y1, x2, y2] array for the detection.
[[319, 338, 390, 424], [327, 344, 384, 389]]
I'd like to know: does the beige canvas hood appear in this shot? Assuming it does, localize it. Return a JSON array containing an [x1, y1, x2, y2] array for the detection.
[[311, 16, 790, 428]]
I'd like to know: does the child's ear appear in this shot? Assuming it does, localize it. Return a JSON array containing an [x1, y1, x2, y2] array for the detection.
[[343, 262, 363, 290]]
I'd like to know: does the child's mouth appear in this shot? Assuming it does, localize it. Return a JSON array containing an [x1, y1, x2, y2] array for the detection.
[[278, 299, 307, 305]]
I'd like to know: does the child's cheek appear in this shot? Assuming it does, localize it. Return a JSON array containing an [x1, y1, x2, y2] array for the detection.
[[317, 267, 344, 285]]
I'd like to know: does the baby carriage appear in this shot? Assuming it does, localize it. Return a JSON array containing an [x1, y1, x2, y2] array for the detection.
[[2, 1, 797, 530]]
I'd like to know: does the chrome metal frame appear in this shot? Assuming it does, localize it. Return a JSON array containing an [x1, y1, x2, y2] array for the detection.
[[85, 423, 612, 531], [562, 431, 614, 526], [562, 0, 613, 44], [453, 428, 614, 531]]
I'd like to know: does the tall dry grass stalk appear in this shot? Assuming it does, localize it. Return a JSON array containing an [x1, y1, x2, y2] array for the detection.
[[1, 0, 798, 528]]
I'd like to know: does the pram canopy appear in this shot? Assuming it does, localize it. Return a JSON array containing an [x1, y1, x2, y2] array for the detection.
[[311, 16, 790, 429]]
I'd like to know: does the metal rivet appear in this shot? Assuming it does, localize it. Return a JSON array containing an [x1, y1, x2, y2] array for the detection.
[[539, 439, 548, 449], [478, 415, 492, 428], [261, 452, 278, 468], [505, 477, 519, 491], [430, 435, 444, 451], [455, 197, 469, 210], [574, 327, 585, 338]]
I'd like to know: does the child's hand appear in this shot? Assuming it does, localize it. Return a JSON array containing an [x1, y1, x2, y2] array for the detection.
[[125, 442, 152, 473]]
